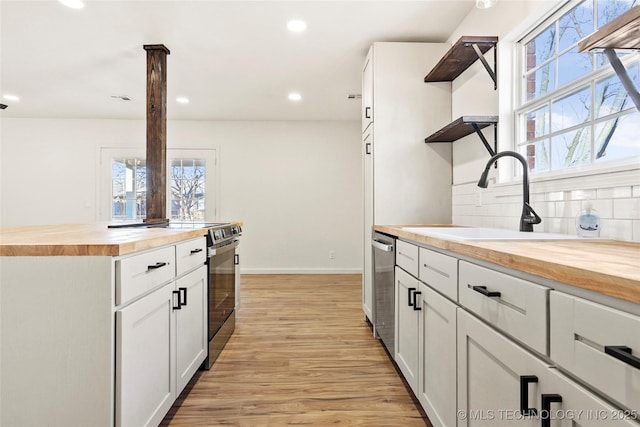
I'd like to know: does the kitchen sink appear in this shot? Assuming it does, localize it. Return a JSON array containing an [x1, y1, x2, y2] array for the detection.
[[401, 227, 580, 241]]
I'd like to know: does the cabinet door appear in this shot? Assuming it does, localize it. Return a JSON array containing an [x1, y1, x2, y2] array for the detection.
[[457, 309, 551, 427], [418, 283, 457, 427], [362, 46, 373, 133], [395, 266, 420, 393], [116, 282, 176, 427], [175, 265, 208, 394], [362, 128, 374, 321]]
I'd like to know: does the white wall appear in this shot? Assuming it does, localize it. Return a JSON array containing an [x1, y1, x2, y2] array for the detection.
[[0, 118, 363, 272], [447, 0, 640, 241]]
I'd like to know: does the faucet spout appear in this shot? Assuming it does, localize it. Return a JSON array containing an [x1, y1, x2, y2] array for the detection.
[[477, 151, 542, 232]]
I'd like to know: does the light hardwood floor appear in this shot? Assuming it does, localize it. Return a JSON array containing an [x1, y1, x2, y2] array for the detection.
[[161, 274, 430, 427]]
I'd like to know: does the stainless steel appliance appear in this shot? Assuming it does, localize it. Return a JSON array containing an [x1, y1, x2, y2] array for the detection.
[[202, 223, 242, 369], [372, 231, 395, 354]]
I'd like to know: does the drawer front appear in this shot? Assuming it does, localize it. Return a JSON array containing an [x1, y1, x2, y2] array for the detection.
[[396, 240, 419, 277], [418, 247, 458, 301], [116, 246, 176, 306], [458, 261, 549, 355], [176, 237, 207, 277], [551, 291, 640, 411]]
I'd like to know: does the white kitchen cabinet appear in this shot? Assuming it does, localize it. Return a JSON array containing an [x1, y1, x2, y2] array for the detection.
[[417, 282, 457, 427], [419, 246, 458, 302], [116, 282, 176, 427], [395, 266, 421, 393], [458, 309, 639, 427], [176, 265, 208, 394], [362, 41, 452, 321], [551, 291, 640, 412], [459, 260, 549, 355], [363, 127, 374, 320]]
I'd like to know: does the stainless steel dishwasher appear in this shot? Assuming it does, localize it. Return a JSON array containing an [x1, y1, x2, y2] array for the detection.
[[371, 231, 395, 354]]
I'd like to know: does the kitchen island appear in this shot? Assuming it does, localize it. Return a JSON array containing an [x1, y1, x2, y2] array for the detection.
[[0, 224, 211, 427]]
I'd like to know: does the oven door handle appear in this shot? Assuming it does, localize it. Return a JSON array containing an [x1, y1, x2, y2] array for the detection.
[[208, 239, 239, 257]]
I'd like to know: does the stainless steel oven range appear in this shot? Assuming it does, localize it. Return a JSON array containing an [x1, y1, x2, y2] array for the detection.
[[203, 223, 242, 369]]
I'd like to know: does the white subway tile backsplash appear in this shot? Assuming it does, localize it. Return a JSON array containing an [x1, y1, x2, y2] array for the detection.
[[597, 186, 632, 199], [452, 175, 639, 241], [599, 219, 633, 240], [613, 198, 640, 219]]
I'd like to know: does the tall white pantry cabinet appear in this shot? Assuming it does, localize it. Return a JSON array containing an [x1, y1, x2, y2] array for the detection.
[[362, 42, 452, 320]]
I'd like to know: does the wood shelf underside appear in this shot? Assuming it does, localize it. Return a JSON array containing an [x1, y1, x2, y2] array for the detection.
[[424, 116, 498, 143], [424, 36, 498, 82]]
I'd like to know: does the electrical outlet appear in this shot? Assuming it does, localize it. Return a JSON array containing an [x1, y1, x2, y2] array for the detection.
[[475, 190, 482, 207], [329, 251, 335, 260]]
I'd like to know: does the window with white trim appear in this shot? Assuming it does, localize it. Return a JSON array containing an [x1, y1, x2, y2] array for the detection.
[[517, 0, 640, 174]]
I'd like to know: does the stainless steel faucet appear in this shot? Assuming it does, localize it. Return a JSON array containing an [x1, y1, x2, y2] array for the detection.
[[477, 150, 541, 232]]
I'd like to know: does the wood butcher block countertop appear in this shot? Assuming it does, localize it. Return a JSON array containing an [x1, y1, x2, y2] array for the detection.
[[376, 225, 640, 305], [0, 223, 211, 256]]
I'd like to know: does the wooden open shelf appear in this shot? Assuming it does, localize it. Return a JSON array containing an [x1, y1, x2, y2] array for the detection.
[[578, 6, 640, 52], [424, 36, 498, 82], [425, 116, 498, 156]]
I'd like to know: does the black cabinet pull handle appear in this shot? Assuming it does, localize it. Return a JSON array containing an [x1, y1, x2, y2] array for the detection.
[[472, 285, 501, 298], [234, 254, 239, 265], [520, 375, 538, 416], [605, 346, 640, 369], [190, 248, 203, 254], [365, 143, 372, 155], [408, 287, 416, 307], [172, 290, 181, 310], [541, 394, 562, 427], [412, 291, 422, 311], [365, 106, 371, 119], [179, 287, 187, 306], [147, 262, 167, 271]]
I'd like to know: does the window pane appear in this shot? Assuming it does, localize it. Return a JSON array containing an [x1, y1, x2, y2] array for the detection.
[[594, 111, 640, 161], [595, 65, 639, 118], [597, 0, 639, 28], [524, 140, 550, 173], [170, 159, 205, 221], [551, 87, 591, 132], [525, 24, 556, 72], [551, 127, 592, 169], [111, 158, 145, 220], [558, 0, 594, 52], [526, 61, 556, 101], [557, 48, 593, 87], [525, 105, 550, 140]]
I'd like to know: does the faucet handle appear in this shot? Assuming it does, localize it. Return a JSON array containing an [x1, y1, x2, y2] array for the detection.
[[523, 202, 542, 225]]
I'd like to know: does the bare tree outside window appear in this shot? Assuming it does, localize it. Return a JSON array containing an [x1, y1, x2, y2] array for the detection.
[[520, 0, 640, 173]]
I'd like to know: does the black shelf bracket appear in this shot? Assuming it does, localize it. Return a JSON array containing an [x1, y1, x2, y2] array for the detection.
[[603, 48, 640, 112], [471, 122, 497, 157], [467, 42, 498, 90]]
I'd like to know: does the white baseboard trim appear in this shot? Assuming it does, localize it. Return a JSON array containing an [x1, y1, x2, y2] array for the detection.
[[241, 268, 362, 275]]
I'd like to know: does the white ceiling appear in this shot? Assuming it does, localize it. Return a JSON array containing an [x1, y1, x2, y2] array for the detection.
[[1, 0, 475, 121]]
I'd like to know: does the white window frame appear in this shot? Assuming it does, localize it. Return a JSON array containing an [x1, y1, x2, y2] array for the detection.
[[514, 0, 640, 183], [98, 147, 219, 222]]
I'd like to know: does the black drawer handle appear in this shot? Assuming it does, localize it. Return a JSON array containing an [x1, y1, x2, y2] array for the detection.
[[365, 142, 372, 155], [147, 262, 167, 271], [190, 248, 203, 254], [408, 287, 416, 307], [179, 287, 187, 306], [412, 291, 422, 311], [234, 254, 240, 265], [605, 346, 640, 369], [365, 106, 371, 119], [172, 290, 181, 310], [520, 375, 538, 416], [472, 285, 501, 298], [541, 394, 562, 427]]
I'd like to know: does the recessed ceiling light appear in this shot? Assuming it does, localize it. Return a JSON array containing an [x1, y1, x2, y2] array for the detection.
[[176, 97, 190, 104], [475, 0, 496, 8], [288, 93, 302, 102], [3, 94, 20, 101], [58, 0, 84, 9], [287, 20, 306, 32]]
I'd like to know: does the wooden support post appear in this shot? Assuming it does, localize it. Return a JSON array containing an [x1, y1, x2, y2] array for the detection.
[[143, 44, 170, 223]]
